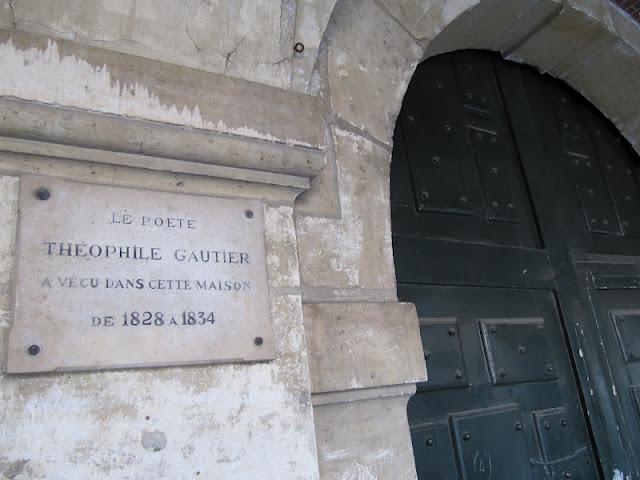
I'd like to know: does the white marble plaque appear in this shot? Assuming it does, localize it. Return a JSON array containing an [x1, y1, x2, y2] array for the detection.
[[7, 176, 274, 373]]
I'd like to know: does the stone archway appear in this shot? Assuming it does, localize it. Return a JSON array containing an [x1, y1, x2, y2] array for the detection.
[[303, 1, 640, 479], [325, 0, 640, 150]]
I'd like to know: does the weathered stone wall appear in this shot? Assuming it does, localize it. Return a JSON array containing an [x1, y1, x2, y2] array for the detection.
[[0, 169, 321, 477], [1, 0, 640, 478], [0, 3, 329, 476]]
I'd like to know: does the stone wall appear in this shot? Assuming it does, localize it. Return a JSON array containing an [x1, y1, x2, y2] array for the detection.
[[0, 122, 323, 477], [1, 0, 640, 479]]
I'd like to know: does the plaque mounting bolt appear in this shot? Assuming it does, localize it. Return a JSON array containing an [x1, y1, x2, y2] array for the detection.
[[254, 337, 264, 346], [27, 344, 40, 356], [245, 209, 254, 219], [35, 187, 50, 200]]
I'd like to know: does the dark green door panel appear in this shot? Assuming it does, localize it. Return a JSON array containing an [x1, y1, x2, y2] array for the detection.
[[389, 50, 640, 479], [399, 284, 595, 479]]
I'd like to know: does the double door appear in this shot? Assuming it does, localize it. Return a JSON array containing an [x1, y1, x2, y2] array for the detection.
[[392, 51, 640, 479]]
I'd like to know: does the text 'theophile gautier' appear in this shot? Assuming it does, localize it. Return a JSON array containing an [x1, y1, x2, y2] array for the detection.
[[43, 242, 250, 264]]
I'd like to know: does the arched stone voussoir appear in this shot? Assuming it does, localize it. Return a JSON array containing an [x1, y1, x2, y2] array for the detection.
[[325, 0, 425, 146], [504, 0, 640, 151]]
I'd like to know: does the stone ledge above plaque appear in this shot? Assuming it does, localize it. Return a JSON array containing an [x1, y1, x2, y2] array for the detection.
[[7, 175, 274, 373]]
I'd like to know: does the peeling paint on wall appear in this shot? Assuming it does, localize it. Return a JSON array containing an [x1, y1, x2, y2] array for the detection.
[[7, 0, 295, 90], [0, 37, 317, 148]]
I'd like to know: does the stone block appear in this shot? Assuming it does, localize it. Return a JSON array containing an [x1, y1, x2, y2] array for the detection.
[[0, 97, 325, 197], [508, 3, 612, 73], [609, 0, 640, 50], [314, 393, 418, 480], [0, 29, 324, 150], [295, 122, 341, 217], [327, 0, 422, 145], [296, 127, 396, 291], [304, 302, 426, 393], [10, 0, 295, 89], [292, 0, 337, 93], [424, 0, 561, 57], [562, 40, 640, 140], [378, 0, 479, 41], [294, 152, 340, 217], [265, 205, 301, 289]]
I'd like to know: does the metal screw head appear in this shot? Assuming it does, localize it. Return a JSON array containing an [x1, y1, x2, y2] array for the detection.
[[518, 345, 527, 355], [432, 156, 441, 165], [462, 432, 471, 441], [245, 209, 254, 219], [425, 437, 434, 447], [561, 419, 568, 427], [499, 369, 507, 378], [421, 190, 430, 200], [254, 337, 264, 346], [448, 327, 456, 336], [293, 42, 305, 53], [454, 370, 463, 380], [546, 364, 554, 373], [514, 421, 523, 431], [544, 421, 551, 430], [563, 472, 571, 479], [35, 187, 50, 201], [28, 344, 40, 356], [490, 325, 498, 334]]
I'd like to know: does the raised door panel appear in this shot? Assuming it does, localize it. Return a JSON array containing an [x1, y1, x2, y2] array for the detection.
[[400, 285, 597, 479], [391, 52, 540, 249]]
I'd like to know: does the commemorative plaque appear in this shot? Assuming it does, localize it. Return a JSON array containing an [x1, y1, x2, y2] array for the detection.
[[7, 176, 274, 373]]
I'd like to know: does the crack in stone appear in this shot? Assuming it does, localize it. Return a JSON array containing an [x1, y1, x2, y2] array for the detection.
[[6, 0, 15, 28], [183, 0, 205, 54], [266, 57, 290, 67], [224, 33, 248, 75], [185, 20, 202, 54]]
